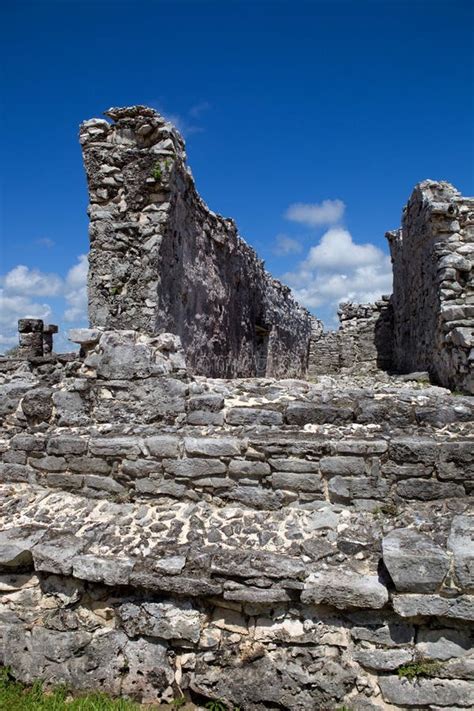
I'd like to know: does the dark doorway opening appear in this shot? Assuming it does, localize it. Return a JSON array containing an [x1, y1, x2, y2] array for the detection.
[[255, 324, 271, 377]]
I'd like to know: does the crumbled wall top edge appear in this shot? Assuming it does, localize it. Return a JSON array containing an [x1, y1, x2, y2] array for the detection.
[[79, 105, 311, 321]]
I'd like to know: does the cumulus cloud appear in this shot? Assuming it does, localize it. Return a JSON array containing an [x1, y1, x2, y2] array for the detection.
[[4, 265, 63, 296], [285, 198, 345, 227], [273, 234, 303, 256], [284, 227, 392, 323], [0, 291, 53, 339], [305, 227, 383, 269], [0, 255, 88, 352], [64, 254, 88, 322]]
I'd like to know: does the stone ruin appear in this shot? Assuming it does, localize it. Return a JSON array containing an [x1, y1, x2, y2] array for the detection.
[[0, 106, 473, 710]]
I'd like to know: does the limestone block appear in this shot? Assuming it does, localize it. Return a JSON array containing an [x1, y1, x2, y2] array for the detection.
[[448, 515, 474, 590], [226, 407, 284, 426], [379, 677, 474, 707], [119, 601, 200, 642], [382, 528, 451, 593], [301, 571, 388, 609], [184, 436, 241, 457], [393, 594, 474, 621]]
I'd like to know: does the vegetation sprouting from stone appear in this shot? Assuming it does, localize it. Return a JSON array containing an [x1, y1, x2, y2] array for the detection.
[[397, 659, 442, 681]]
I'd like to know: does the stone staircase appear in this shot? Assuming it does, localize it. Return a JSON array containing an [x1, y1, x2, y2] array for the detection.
[[0, 330, 473, 710]]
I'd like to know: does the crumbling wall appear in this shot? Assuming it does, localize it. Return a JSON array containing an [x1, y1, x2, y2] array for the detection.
[[0, 329, 473, 710], [80, 106, 312, 378], [308, 298, 393, 377], [387, 180, 474, 394]]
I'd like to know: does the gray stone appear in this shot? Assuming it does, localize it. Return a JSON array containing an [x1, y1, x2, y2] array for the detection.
[[393, 594, 474, 621], [83, 475, 126, 494], [226, 408, 284, 426], [211, 549, 305, 580], [228, 460, 271, 477], [68, 328, 102, 345], [164, 458, 226, 478], [21, 388, 53, 423], [271, 470, 324, 493], [145, 435, 180, 458], [29, 455, 67, 472], [53, 391, 88, 426], [72, 554, 133, 585], [302, 571, 389, 609], [382, 528, 450, 593], [397, 478, 464, 500], [46, 436, 88, 455], [269, 458, 320, 472], [320, 456, 366, 477], [379, 676, 474, 707], [328, 475, 388, 503], [351, 622, 414, 646], [354, 648, 413, 671], [417, 627, 472, 660], [448, 515, 474, 590], [89, 436, 141, 457], [118, 601, 200, 642], [184, 436, 241, 457]]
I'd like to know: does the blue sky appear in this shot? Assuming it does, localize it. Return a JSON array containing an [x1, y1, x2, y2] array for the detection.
[[1, 0, 473, 351]]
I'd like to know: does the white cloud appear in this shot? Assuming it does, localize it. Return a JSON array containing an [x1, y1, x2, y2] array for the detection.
[[3, 265, 63, 296], [285, 198, 345, 227], [273, 234, 303, 256], [0, 291, 53, 333], [284, 227, 392, 325], [305, 227, 383, 269], [64, 254, 88, 322], [0, 255, 88, 353]]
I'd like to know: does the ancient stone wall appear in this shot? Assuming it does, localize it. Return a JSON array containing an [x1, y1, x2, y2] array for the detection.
[[387, 180, 474, 394], [1, 329, 473, 709], [308, 298, 394, 377], [80, 107, 312, 379]]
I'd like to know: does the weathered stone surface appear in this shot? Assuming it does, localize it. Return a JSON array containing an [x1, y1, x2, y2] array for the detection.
[[164, 458, 226, 478], [226, 407, 284, 426], [448, 515, 474, 590], [379, 676, 474, 707], [302, 571, 389, 609], [320, 456, 366, 477], [81, 106, 313, 379], [118, 601, 200, 642], [184, 436, 241, 457], [388, 180, 474, 394], [393, 594, 474, 621], [396, 478, 464, 500], [382, 528, 451, 592]]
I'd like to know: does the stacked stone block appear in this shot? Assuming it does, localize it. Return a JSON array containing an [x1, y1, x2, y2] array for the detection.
[[16, 319, 58, 358], [308, 298, 394, 376], [387, 180, 473, 394], [0, 328, 472, 709], [80, 106, 313, 378]]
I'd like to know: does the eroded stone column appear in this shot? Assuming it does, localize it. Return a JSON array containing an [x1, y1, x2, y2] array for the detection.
[[18, 319, 44, 358], [43, 324, 58, 354]]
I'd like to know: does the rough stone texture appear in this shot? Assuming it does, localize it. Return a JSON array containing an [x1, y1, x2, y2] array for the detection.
[[387, 180, 474, 394], [308, 298, 394, 376], [0, 327, 473, 709], [80, 106, 313, 379], [2, 112, 474, 708]]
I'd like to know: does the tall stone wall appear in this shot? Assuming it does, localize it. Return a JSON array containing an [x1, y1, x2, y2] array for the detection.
[[80, 106, 312, 379], [387, 180, 474, 394], [307, 298, 394, 377]]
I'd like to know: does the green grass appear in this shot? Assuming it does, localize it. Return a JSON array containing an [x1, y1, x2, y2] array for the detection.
[[0, 668, 159, 711]]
